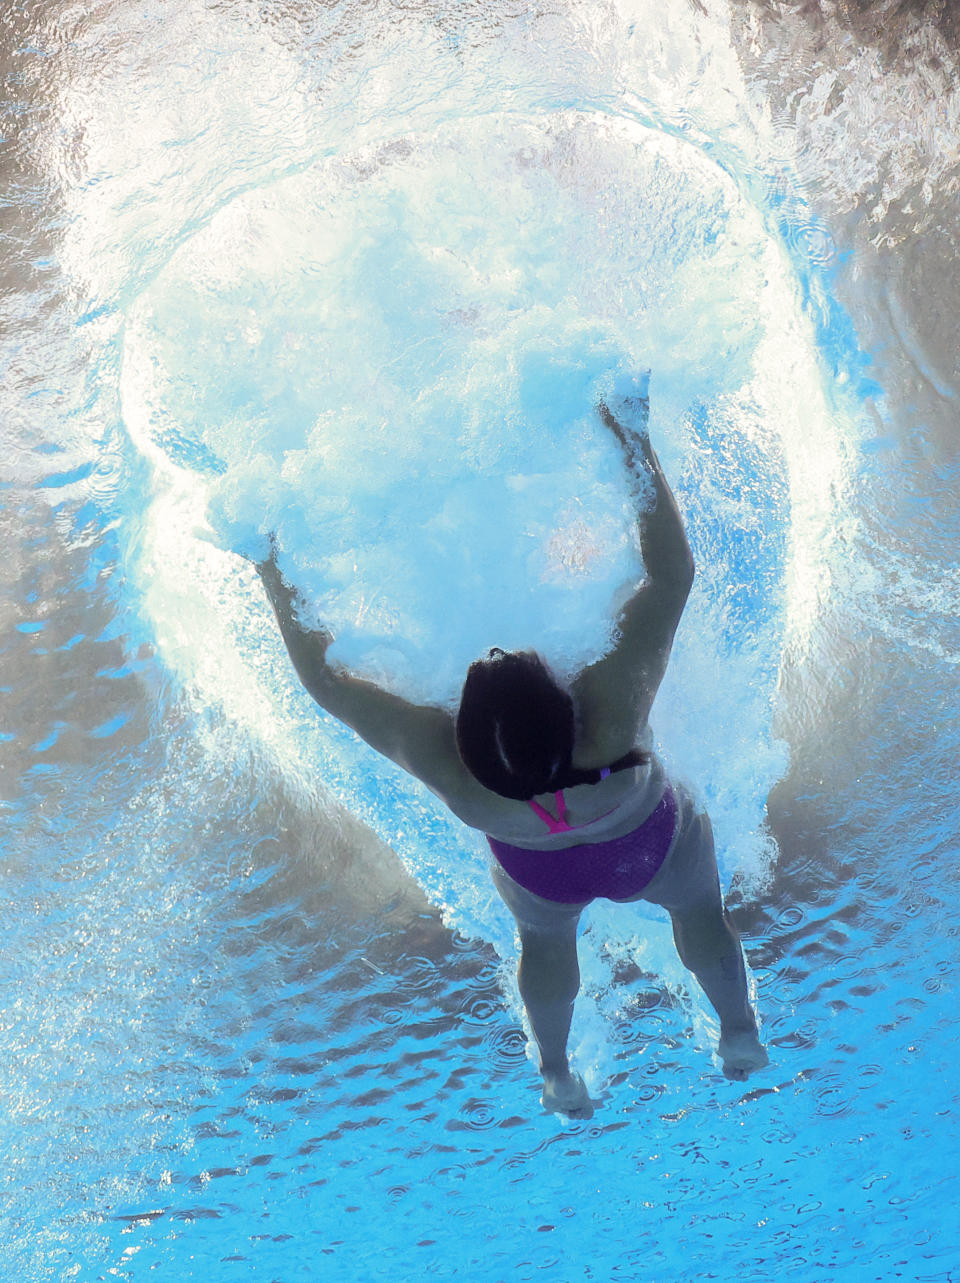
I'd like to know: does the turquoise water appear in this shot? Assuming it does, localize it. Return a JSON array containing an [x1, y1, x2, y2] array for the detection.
[[3, 0, 960, 1278]]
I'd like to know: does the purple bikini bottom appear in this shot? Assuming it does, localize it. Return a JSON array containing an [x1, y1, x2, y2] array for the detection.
[[487, 784, 678, 904]]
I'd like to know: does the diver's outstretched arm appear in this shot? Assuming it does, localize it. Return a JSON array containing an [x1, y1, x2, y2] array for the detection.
[[597, 389, 694, 597], [255, 545, 462, 789], [571, 389, 694, 754]]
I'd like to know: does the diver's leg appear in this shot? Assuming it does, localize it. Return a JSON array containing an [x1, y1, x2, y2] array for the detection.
[[491, 861, 594, 1117], [670, 897, 767, 1080], [643, 801, 767, 1081], [516, 916, 591, 1114]]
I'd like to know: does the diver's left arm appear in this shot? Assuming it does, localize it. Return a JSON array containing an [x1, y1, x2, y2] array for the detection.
[[257, 551, 462, 789], [571, 397, 693, 757]]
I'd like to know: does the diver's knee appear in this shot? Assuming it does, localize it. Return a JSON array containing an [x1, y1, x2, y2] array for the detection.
[[518, 916, 579, 958]]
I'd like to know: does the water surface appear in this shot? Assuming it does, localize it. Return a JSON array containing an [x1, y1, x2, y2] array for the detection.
[[2, 0, 959, 1278]]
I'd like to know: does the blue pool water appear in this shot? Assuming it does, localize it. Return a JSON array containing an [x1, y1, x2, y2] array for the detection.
[[3, 0, 960, 1278]]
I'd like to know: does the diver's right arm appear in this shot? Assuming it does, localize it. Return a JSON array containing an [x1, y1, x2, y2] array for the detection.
[[256, 549, 463, 789]]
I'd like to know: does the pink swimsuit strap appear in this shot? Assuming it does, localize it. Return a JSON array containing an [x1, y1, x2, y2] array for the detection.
[[527, 791, 571, 834], [526, 766, 613, 835]]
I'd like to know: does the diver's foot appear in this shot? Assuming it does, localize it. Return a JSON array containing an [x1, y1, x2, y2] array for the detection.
[[540, 1069, 595, 1120], [718, 1026, 769, 1082]]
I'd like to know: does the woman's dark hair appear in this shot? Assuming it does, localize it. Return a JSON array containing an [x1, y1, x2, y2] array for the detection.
[[456, 649, 648, 800], [456, 650, 574, 799]]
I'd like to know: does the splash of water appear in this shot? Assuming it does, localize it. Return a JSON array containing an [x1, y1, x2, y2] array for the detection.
[[54, 0, 856, 1074]]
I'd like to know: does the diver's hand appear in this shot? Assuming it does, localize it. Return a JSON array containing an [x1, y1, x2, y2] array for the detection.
[[252, 537, 335, 657], [251, 531, 280, 582], [610, 368, 650, 418], [250, 535, 299, 619], [598, 370, 651, 463]]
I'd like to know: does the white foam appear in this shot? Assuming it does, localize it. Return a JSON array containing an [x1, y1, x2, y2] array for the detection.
[[122, 114, 774, 703]]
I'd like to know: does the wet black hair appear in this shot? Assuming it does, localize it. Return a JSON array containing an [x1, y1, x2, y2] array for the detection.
[[455, 648, 647, 800]]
